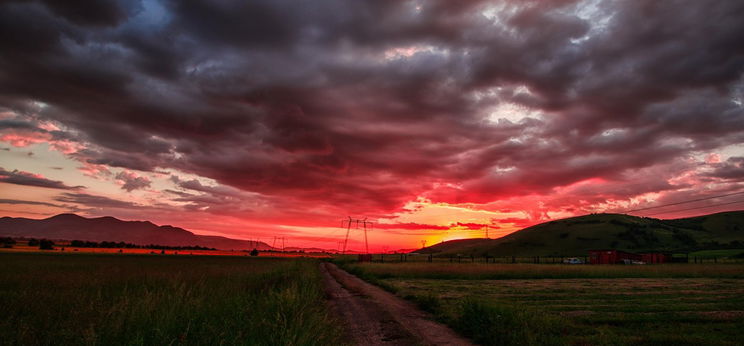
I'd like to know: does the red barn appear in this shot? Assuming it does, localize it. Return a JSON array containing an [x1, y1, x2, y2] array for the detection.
[[641, 253, 671, 264], [588, 250, 641, 264]]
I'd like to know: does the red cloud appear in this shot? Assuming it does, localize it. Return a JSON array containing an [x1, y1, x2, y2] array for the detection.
[[375, 223, 450, 231], [452, 222, 495, 230]]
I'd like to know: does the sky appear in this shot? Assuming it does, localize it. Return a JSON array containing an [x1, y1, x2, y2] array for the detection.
[[1, 0, 743, 251]]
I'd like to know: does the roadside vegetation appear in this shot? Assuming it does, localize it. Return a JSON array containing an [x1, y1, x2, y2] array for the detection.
[[0, 252, 343, 346], [342, 261, 744, 345]]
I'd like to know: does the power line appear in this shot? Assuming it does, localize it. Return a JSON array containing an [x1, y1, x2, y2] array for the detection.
[[624, 190, 744, 213], [639, 199, 744, 217]]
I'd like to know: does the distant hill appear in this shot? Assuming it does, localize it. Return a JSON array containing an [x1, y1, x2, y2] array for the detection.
[[0, 214, 273, 251], [417, 211, 744, 257]]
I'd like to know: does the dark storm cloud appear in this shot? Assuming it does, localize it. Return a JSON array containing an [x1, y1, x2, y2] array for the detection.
[[0, 199, 62, 207], [1, 0, 743, 213], [53, 192, 141, 209], [115, 171, 151, 192], [707, 157, 744, 180], [0, 167, 82, 190], [37, 0, 132, 27], [0, 119, 36, 130]]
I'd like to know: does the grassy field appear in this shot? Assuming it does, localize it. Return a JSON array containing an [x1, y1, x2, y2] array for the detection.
[[342, 262, 744, 345], [344, 262, 744, 280], [0, 252, 343, 346]]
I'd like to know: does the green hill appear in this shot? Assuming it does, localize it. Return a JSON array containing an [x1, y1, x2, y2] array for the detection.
[[419, 211, 744, 257]]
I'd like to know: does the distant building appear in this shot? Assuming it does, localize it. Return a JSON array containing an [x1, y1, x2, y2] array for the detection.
[[640, 252, 671, 264], [589, 250, 671, 264]]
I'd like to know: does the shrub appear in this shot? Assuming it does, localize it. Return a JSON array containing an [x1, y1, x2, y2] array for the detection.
[[408, 293, 442, 315], [38, 239, 55, 250], [1, 237, 16, 248]]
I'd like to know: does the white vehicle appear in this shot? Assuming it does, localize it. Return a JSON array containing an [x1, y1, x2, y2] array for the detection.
[[563, 257, 583, 264]]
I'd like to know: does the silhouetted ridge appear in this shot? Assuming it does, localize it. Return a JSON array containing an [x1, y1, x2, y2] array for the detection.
[[0, 213, 272, 251], [416, 211, 744, 256]]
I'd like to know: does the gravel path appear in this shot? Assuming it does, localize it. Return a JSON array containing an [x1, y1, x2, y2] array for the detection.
[[320, 262, 473, 346]]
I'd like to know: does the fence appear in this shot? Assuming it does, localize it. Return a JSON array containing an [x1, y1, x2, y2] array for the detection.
[[362, 253, 743, 264]]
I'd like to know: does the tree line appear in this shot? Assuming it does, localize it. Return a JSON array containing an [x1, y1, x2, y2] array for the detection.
[[0, 237, 216, 251], [69, 240, 216, 251]]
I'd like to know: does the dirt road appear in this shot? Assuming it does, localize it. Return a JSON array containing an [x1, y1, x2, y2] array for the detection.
[[320, 262, 473, 346]]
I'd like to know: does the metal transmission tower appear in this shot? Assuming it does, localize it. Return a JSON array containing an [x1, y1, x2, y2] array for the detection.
[[421, 240, 427, 248], [271, 237, 286, 252], [341, 217, 373, 254]]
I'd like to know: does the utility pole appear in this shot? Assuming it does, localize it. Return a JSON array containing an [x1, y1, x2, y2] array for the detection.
[[485, 225, 489, 239], [342, 217, 352, 254], [362, 218, 371, 254]]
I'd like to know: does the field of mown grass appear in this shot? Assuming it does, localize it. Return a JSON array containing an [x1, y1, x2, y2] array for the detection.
[[0, 252, 343, 346], [342, 262, 744, 345]]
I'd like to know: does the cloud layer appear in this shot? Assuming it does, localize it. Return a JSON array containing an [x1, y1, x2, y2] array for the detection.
[[1, 0, 743, 246]]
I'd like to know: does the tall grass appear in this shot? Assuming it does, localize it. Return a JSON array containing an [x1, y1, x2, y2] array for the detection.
[[451, 298, 562, 346], [0, 253, 343, 346]]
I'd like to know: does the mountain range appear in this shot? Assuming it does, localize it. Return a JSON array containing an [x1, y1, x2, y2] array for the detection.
[[417, 211, 744, 256], [0, 214, 272, 250]]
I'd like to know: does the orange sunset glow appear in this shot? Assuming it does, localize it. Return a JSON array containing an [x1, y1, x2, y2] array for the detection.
[[1, 0, 743, 252]]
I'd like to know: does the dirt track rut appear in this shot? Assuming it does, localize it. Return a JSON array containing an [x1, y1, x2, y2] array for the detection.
[[320, 262, 473, 346]]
